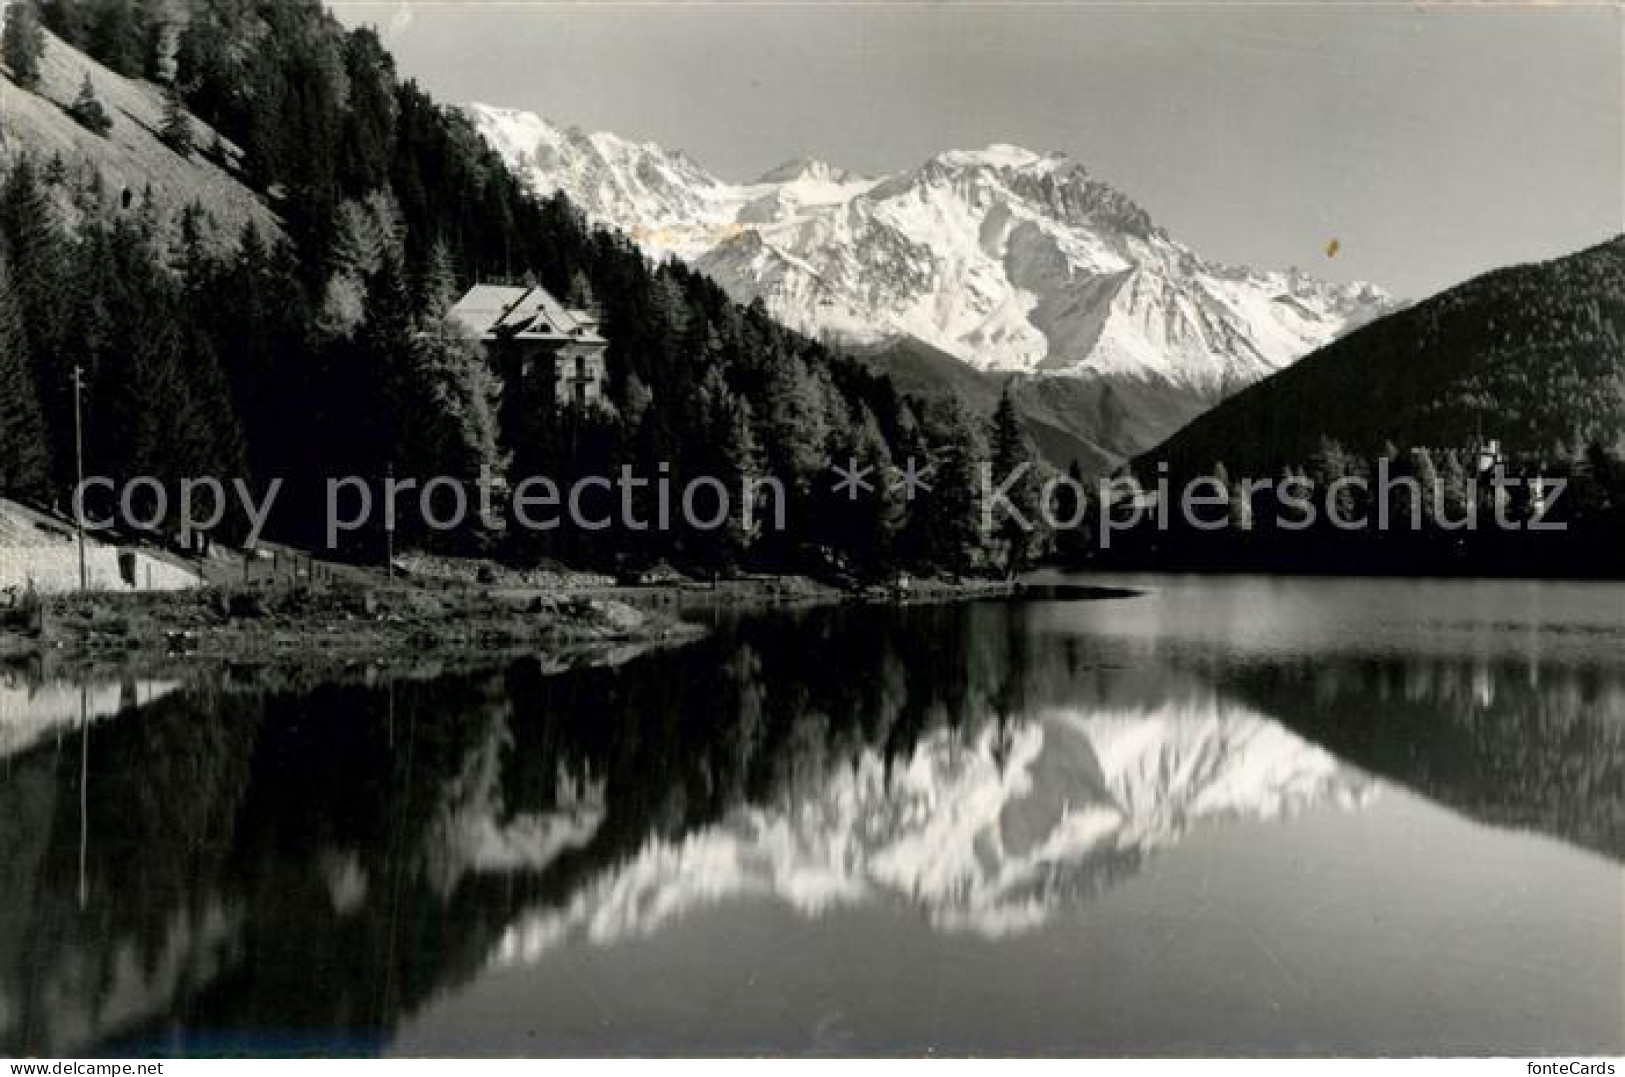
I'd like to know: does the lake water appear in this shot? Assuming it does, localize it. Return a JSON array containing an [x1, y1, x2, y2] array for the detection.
[[1, 575, 1621, 1056]]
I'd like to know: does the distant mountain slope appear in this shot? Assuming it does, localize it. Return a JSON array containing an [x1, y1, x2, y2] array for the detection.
[[0, 26, 277, 245], [854, 336, 1270, 474], [1138, 236, 1625, 479], [850, 338, 1119, 474], [468, 104, 1396, 463]]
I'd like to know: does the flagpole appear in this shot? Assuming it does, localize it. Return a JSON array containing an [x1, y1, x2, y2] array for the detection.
[[73, 363, 87, 592]]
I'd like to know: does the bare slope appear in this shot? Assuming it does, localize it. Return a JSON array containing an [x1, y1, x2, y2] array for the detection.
[[0, 27, 277, 244]]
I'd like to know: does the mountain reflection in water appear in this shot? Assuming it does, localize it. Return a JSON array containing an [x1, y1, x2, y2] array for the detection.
[[0, 586, 1620, 1056]]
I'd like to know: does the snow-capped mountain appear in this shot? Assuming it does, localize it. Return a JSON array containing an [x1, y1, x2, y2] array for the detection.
[[469, 103, 1394, 396], [491, 693, 1374, 958]]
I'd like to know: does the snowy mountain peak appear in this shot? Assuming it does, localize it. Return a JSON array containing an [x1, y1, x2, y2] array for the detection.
[[469, 104, 1397, 397], [928, 143, 1069, 175], [756, 155, 866, 186]]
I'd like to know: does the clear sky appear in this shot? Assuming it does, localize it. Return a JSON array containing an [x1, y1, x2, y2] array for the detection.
[[330, 1, 1622, 299]]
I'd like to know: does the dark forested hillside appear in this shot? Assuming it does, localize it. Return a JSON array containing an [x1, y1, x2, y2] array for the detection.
[[1138, 236, 1625, 482], [1073, 237, 1625, 578], [0, 0, 1044, 579]]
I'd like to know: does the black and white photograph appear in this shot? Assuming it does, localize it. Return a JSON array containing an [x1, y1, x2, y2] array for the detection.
[[0, 0, 1621, 1063]]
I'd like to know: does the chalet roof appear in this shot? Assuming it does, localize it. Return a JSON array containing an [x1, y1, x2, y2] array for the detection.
[[448, 284, 606, 346]]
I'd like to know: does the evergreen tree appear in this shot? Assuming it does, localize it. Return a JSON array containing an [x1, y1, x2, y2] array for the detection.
[[0, 248, 50, 496], [1228, 477, 1255, 532], [761, 355, 831, 496], [1052, 460, 1092, 563], [1375, 447, 1414, 532], [852, 409, 906, 576], [1411, 447, 1441, 526], [1438, 449, 1473, 527], [349, 253, 419, 474], [159, 81, 193, 156], [693, 366, 766, 570], [907, 397, 985, 576], [566, 267, 596, 312], [37, 0, 85, 46], [89, 219, 242, 525], [413, 314, 504, 487], [988, 387, 1041, 576], [415, 237, 459, 319], [320, 193, 404, 337], [2, 0, 45, 89], [86, 0, 145, 76], [647, 267, 690, 355], [0, 156, 75, 493], [336, 26, 396, 193], [818, 400, 900, 579], [1309, 435, 1357, 522], [68, 74, 113, 135]]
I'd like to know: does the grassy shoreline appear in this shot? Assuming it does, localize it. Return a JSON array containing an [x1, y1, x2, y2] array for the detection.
[[0, 571, 1025, 680]]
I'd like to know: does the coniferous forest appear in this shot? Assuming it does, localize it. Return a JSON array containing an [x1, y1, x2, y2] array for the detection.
[[2, 0, 1622, 582], [1113, 237, 1625, 576], [0, 0, 1044, 581]]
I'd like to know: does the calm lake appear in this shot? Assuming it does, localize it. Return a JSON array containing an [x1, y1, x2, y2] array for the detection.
[[2, 575, 1621, 1056]]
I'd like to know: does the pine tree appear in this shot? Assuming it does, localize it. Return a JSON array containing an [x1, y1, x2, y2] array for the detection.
[[86, 0, 144, 77], [0, 248, 50, 496], [83, 223, 154, 476], [2, 0, 46, 89], [694, 366, 766, 570], [336, 25, 396, 193], [207, 223, 315, 490], [96, 292, 180, 489], [38, 0, 85, 46], [1438, 449, 1472, 527], [647, 268, 689, 353], [566, 267, 596, 312], [69, 74, 113, 135], [908, 397, 985, 576], [413, 314, 504, 486], [762, 355, 831, 494], [1228, 477, 1255, 532], [415, 237, 458, 319], [321, 193, 404, 337], [175, 325, 247, 486], [988, 387, 1040, 576], [159, 81, 193, 156], [1052, 460, 1093, 563], [0, 156, 76, 492], [830, 407, 902, 578], [350, 253, 419, 474], [1411, 447, 1441, 526], [1309, 435, 1357, 523]]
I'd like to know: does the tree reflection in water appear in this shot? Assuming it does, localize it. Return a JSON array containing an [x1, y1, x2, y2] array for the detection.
[[0, 599, 1618, 1055]]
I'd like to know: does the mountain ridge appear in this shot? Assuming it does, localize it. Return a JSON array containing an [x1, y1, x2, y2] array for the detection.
[[1136, 234, 1625, 481], [468, 102, 1396, 462]]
